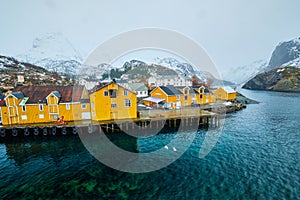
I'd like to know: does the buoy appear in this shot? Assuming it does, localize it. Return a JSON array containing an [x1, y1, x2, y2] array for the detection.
[[12, 128, 18, 137], [33, 126, 39, 136], [51, 126, 57, 135], [88, 124, 93, 134], [62, 126, 67, 135], [72, 127, 77, 134], [0, 128, 6, 137], [24, 127, 30, 136], [43, 127, 48, 136]]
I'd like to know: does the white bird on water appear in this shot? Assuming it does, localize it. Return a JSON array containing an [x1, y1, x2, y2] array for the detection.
[[173, 147, 177, 152], [164, 145, 169, 149]]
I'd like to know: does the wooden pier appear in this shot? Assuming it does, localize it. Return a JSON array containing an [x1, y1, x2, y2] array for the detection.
[[0, 110, 222, 140]]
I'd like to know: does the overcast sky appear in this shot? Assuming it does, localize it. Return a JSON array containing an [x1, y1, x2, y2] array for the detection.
[[1, 0, 300, 71]]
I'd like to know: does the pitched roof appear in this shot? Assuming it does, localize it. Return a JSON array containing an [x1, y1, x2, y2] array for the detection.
[[11, 92, 24, 99], [89, 81, 136, 94], [52, 91, 61, 98], [191, 86, 211, 94], [159, 85, 182, 96], [143, 97, 165, 103], [221, 86, 235, 93], [127, 83, 148, 91], [175, 86, 197, 94], [13, 86, 85, 104]]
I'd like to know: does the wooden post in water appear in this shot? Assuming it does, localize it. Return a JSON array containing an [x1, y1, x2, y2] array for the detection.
[[111, 124, 114, 133]]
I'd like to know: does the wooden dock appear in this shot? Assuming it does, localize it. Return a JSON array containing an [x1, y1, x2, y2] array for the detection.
[[0, 109, 222, 140]]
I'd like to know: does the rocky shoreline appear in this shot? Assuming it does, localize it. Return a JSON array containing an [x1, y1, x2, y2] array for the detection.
[[242, 66, 300, 93]]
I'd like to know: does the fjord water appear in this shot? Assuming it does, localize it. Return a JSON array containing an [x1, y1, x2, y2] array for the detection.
[[0, 90, 299, 199]]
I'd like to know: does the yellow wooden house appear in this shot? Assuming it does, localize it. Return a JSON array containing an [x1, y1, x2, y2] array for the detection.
[[89, 81, 137, 121], [147, 85, 216, 109], [0, 86, 90, 125], [214, 86, 237, 101], [176, 86, 197, 107], [149, 86, 182, 109], [193, 86, 216, 104]]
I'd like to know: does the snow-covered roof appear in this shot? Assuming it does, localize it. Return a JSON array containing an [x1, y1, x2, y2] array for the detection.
[[127, 83, 148, 91], [221, 86, 235, 93], [143, 97, 165, 103]]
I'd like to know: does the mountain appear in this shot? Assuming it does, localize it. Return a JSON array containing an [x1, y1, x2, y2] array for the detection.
[[242, 66, 300, 92], [91, 58, 234, 86], [0, 55, 73, 88], [222, 60, 267, 84], [154, 57, 206, 82], [242, 37, 300, 92], [267, 37, 300, 70], [17, 32, 82, 75]]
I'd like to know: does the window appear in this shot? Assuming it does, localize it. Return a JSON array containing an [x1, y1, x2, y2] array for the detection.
[[123, 90, 128, 96], [184, 89, 189, 95], [39, 104, 44, 111], [200, 94, 203, 99], [104, 90, 108, 96], [184, 96, 188, 100], [109, 90, 117, 98], [21, 115, 27, 120], [91, 102, 94, 109], [82, 104, 87, 109], [176, 95, 180, 100], [66, 103, 70, 110], [111, 103, 117, 108], [22, 105, 26, 112], [125, 99, 131, 107], [39, 114, 44, 119]]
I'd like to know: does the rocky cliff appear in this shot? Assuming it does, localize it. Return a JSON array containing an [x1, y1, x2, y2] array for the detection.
[[242, 66, 300, 92]]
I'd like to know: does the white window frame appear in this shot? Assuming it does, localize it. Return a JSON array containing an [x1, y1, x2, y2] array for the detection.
[[21, 115, 27, 120], [39, 104, 44, 111], [111, 103, 117, 108], [104, 90, 108, 96], [125, 99, 131, 107], [66, 103, 70, 110], [123, 90, 128, 96], [39, 114, 44, 119]]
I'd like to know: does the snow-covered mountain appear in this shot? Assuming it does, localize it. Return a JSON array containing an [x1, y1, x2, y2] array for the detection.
[[17, 32, 83, 75], [222, 60, 267, 84], [267, 37, 300, 70], [154, 57, 216, 83], [0, 55, 73, 87]]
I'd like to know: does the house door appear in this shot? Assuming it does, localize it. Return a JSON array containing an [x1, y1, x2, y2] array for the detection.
[[48, 104, 59, 121], [49, 104, 59, 114], [8, 106, 18, 124], [0, 107, 2, 124], [110, 111, 118, 120]]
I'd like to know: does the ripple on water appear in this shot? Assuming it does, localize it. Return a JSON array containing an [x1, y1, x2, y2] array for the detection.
[[0, 90, 300, 199]]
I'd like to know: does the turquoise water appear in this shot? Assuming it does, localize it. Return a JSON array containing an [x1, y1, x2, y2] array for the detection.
[[0, 90, 300, 199]]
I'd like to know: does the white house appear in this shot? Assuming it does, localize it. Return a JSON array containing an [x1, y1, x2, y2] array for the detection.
[[148, 75, 192, 87], [119, 82, 148, 98]]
